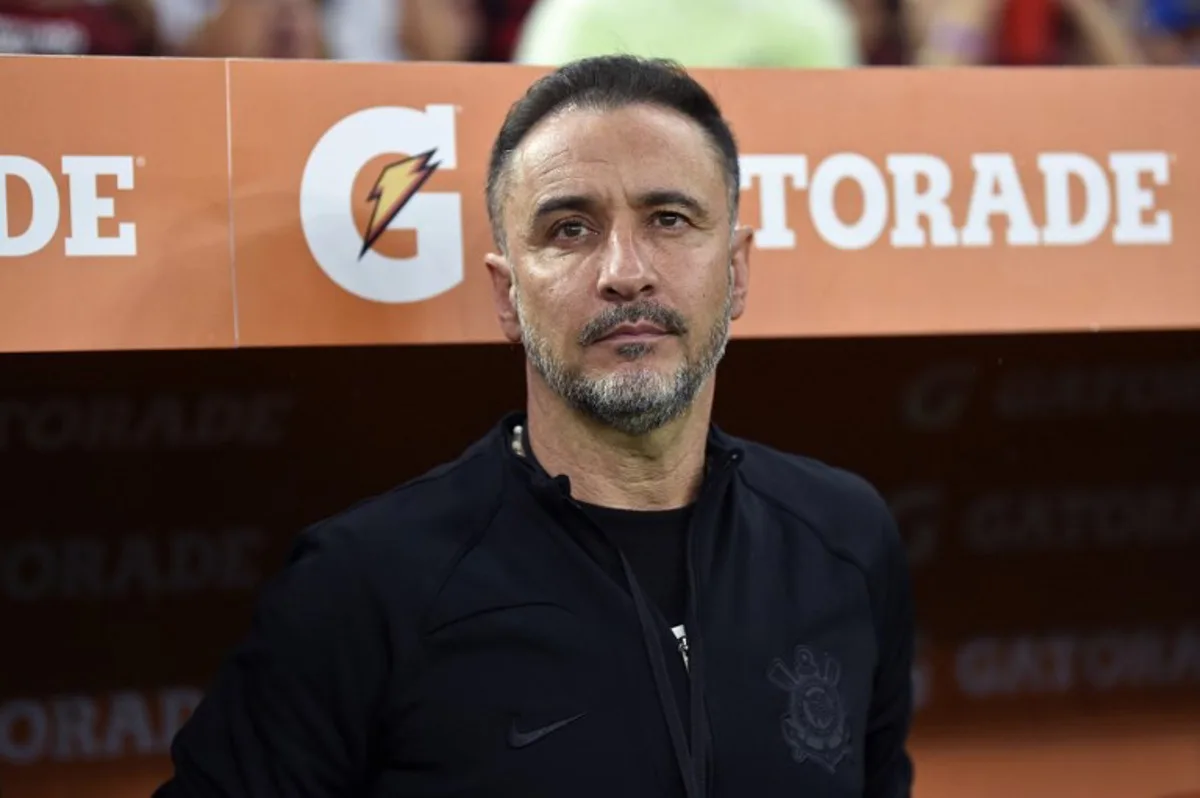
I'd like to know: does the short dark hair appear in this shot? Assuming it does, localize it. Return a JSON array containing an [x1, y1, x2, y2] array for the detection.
[[485, 55, 741, 250]]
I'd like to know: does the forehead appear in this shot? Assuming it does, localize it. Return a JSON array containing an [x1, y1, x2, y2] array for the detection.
[[505, 103, 727, 219]]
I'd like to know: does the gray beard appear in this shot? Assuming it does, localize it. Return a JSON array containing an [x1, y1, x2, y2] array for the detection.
[[516, 280, 733, 437]]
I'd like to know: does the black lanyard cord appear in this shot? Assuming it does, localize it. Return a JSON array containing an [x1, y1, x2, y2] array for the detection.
[[684, 527, 711, 797], [620, 549, 703, 798], [525, 429, 741, 798]]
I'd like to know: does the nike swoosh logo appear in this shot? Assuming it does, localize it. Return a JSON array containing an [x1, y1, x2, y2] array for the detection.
[[507, 712, 587, 749]]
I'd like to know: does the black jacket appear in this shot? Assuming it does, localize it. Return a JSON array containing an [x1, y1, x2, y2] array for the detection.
[[157, 414, 914, 797]]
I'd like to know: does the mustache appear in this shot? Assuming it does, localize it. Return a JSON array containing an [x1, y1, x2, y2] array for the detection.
[[578, 301, 689, 346]]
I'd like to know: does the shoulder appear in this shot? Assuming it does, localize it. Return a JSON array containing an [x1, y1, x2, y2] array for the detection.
[[731, 434, 901, 571], [290, 432, 508, 599], [730, 435, 911, 643], [214, 435, 510, 689]]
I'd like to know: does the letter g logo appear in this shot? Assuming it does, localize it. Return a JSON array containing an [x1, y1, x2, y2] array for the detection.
[[299, 105, 463, 303]]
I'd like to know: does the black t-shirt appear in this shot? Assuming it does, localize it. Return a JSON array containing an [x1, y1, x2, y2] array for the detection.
[[578, 501, 694, 730], [577, 502, 691, 629]]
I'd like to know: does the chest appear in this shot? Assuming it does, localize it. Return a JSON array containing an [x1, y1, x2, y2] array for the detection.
[[369, 516, 877, 798], [702, 549, 877, 797]]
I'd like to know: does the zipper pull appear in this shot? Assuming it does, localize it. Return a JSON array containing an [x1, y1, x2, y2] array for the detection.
[[672, 625, 690, 671]]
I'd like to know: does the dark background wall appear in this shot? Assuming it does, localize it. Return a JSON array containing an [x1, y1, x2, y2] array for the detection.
[[2, 330, 1198, 797]]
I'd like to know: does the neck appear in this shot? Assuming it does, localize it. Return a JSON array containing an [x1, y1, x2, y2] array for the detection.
[[524, 371, 714, 510]]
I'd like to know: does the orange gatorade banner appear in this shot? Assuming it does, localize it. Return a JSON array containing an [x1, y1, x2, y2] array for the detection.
[[0, 57, 1198, 352]]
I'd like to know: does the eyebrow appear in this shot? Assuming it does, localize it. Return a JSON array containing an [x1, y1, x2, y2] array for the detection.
[[531, 194, 598, 224], [530, 189, 711, 226], [634, 190, 710, 220]]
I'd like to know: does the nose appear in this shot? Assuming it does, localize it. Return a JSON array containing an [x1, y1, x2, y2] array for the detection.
[[595, 229, 657, 302]]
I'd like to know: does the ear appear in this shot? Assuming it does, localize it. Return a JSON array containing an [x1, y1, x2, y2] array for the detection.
[[728, 225, 753, 321], [485, 252, 523, 343]]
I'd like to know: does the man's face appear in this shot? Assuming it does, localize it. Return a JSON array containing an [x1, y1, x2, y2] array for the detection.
[[488, 103, 751, 436]]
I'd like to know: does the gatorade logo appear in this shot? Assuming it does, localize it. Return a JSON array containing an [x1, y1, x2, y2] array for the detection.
[[299, 105, 463, 304], [0, 155, 138, 257], [740, 151, 1173, 251]]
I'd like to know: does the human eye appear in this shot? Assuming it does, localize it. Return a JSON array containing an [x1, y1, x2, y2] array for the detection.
[[550, 219, 591, 242], [652, 211, 690, 230]]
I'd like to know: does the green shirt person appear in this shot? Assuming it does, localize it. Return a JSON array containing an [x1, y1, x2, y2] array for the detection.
[[514, 0, 861, 68]]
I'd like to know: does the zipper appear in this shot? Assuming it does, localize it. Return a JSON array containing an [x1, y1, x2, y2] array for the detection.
[[672, 625, 690, 670], [620, 546, 700, 798], [517, 421, 741, 798], [683, 451, 740, 798], [563, 496, 700, 798]]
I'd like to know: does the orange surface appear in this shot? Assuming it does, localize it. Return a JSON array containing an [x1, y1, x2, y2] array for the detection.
[[1, 59, 1197, 352], [0, 57, 235, 351]]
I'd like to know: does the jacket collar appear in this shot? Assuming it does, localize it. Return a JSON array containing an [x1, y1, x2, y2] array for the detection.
[[494, 411, 743, 501]]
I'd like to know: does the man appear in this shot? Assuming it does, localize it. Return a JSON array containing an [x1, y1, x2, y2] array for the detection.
[[156, 55, 915, 797]]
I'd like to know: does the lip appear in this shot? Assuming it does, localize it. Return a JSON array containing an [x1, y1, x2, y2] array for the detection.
[[596, 322, 669, 343]]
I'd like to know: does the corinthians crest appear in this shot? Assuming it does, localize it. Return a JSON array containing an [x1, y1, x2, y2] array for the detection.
[[768, 645, 851, 773]]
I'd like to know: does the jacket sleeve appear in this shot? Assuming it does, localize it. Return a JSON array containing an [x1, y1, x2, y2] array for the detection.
[[153, 524, 392, 797], [864, 508, 916, 798]]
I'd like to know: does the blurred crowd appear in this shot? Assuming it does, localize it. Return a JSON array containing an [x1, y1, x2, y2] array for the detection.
[[0, 0, 1195, 66]]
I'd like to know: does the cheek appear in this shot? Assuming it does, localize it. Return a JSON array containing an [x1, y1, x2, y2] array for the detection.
[[684, 258, 733, 311], [519, 276, 584, 337]]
